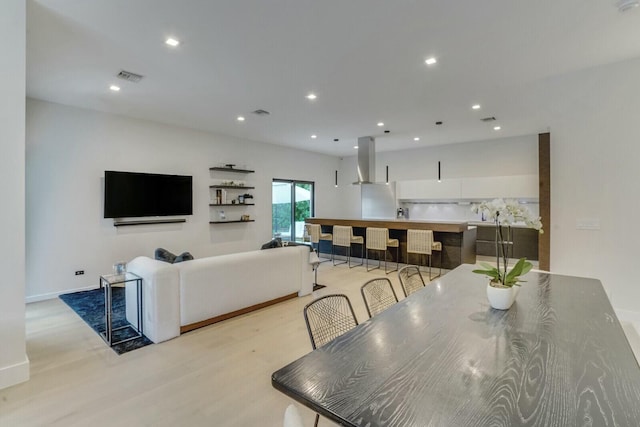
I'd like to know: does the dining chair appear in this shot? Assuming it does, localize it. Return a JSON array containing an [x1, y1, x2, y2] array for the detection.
[[283, 404, 305, 427], [303, 294, 359, 427], [360, 277, 399, 317], [365, 227, 399, 273], [398, 265, 427, 298]]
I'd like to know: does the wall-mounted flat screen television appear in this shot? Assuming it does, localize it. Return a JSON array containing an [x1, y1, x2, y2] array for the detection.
[[104, 171, 193, 218]]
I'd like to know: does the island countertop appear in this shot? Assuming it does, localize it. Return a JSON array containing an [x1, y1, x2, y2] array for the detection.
[[306, 218, 469, 233]]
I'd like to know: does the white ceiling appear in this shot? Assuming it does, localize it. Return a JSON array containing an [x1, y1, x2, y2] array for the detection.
[[26, 0, 640, 156]]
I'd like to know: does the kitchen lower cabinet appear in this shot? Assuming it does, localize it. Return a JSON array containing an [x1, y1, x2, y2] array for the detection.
[[475, 224, 539, 261]]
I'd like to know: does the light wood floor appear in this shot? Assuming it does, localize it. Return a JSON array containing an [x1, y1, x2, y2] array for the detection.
[[2, 261, 639, 427]]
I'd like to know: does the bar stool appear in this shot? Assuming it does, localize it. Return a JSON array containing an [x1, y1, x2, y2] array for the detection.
[[365, 227, 399, 273], [305, 223, 333, 262], [332, 225, 364, 268], [406, 229, 442, 280]]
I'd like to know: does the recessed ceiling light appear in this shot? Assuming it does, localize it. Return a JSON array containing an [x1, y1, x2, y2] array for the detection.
[[493, 126, 501, 131], [425, 57, 437, 66], [353, 146, 359, 149], [472, 104, 481, 110], [414, 137, 420, 141], [237, 116, 245, 122], [109, 85, 120, 92], [377, 122, 384, 127], [311, 134, 317, 139], [165, 38, 180, 47], [306, 93, 317, 100]]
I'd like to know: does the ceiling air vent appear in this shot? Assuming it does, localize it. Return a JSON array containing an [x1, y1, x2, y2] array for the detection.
[[481, 116, 496, 122], [252, 109, 270, 116], [116, 70, 144, 83]]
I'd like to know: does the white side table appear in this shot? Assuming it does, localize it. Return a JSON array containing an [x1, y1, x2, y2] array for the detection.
[[99, 272, 143, 346]]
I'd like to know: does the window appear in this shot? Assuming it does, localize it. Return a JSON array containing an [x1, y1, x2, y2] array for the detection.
[[272, 180, 314, 242]]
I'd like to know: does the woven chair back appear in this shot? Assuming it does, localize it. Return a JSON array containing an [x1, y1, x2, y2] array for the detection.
[[303, 294, 358, 349], [407, 229, 434, 255], [398, 265, 426, 297], [361, 278, 399, 317], [305, 223, 321, 244], [333, 225, 353, 247], [366, 227, 390, 251]]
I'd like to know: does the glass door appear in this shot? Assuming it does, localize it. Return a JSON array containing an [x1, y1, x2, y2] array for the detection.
[[272, 180, 314, 242]]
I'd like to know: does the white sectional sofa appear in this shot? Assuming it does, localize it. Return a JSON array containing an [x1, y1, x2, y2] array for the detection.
[[125, 245, 314, 343]]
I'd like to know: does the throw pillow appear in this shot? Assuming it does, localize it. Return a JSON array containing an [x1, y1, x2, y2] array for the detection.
[[260, 239, 283, 250], [155, 248, 176, 263], [174, 252, 194, 263]]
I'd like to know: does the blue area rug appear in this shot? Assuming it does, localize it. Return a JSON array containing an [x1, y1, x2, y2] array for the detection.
[[59, 287, 153, 355]]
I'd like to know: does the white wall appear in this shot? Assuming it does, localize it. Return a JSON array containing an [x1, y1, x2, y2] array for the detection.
[[26, 99, 341, 301], [543, 57, 640, 315], [0, 0, 29, 390]]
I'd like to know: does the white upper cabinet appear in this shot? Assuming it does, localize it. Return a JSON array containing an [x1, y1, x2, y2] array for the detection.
[[397, 175, 538, 201], [459, 174, 538, 199], [397, 179, 461, 200]]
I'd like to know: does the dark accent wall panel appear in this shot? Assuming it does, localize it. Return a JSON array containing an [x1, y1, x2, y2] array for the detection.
[[538, 133, 551, 270]]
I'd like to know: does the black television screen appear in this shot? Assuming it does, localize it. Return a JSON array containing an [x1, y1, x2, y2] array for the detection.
[[104, 171, 193, 218]]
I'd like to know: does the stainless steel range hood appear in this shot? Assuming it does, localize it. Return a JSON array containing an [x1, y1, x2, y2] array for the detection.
[[353, 136, 375, 184]]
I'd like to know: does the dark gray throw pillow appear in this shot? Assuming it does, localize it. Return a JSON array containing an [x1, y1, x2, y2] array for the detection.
[[261, 238, 283, 250], [174, 252, 194, 263], [155, 248, 176, 263]]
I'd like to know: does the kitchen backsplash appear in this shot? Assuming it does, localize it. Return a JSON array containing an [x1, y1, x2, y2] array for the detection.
[[400, 202, 540, 223]]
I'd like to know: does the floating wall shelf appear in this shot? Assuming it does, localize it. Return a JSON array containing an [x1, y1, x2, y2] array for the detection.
[[209, 185, 255, 189], [209, 220, 256, 224]]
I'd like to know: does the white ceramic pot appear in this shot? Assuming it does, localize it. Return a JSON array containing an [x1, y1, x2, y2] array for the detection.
[[486, 282, 516, 310]]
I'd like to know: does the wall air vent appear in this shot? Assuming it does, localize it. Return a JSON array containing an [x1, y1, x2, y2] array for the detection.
[[481, 116, 496, 122], [116, 70, 144, 83], [252, 109, 270, 116]]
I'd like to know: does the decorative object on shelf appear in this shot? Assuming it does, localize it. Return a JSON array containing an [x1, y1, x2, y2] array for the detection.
[[241, 214, 251, 221], [471, 198, 543, 309], [225, 164, 235, 169], [219, 210, 226, 220]]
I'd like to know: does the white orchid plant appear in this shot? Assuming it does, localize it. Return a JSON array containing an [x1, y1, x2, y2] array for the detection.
[[471, 199, 543, 287]]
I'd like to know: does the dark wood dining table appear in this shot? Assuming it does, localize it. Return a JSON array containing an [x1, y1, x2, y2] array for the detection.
[[272, 265, 640, 426]]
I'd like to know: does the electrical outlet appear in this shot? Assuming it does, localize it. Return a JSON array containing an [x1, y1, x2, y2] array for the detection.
[[75, 270, 84, 276], [576, 218, 600, 230]]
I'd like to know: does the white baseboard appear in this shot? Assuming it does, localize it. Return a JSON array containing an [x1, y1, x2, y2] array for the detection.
[[26, 285, 96, 304], [0, 355, 29, 390]]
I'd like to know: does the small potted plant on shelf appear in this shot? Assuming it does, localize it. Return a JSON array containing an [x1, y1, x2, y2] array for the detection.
[[471, 198, 543, 310]]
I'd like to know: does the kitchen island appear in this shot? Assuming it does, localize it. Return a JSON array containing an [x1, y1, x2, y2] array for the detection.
[[306, 218, 476, 269]]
